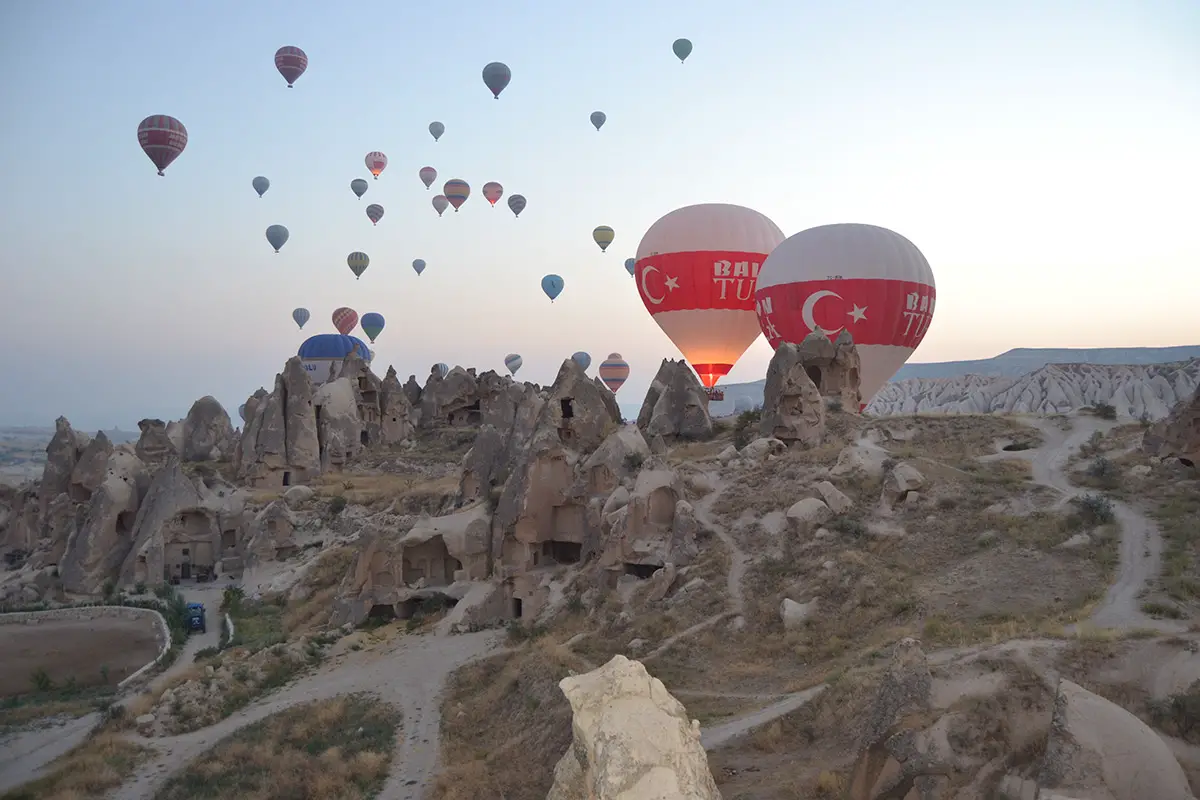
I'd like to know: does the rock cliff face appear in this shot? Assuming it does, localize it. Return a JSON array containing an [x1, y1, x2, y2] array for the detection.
[[637, 359, 712, 441], [1142, 385, 1199, 467]]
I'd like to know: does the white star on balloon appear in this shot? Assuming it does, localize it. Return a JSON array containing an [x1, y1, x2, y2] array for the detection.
[[664, 276, 680, 291], [847, 304, 868, 323]]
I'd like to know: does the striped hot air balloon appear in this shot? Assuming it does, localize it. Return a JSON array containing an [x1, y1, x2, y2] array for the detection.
[[137, 115, 187, 176], [365, 204, 384, 225], [432, 195, 449, 216], [503, 353, 523, 375], [419, 166, 437, 190], [508, 194, 527, 218], [292, 307, 310, 329], [332, 307, 359, 336], [599, 353, 630, 393], [347, 251, 370, 280], [443, 179, 470, 211], [482, 182, 503, 207], [274, 46, 308, 87], [365, 151, 388, 179], [592, 226, 614, 252]]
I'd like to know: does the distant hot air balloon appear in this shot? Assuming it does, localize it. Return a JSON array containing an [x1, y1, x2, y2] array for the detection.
[[672, 38, 693, 63], [275, 46, 308, 87], [482, 182, 503, 207], [508, 194, 527, 218], [419, 166, 437, 189], [360, 312, 386, 343], [572, 351, 592, 371], [351, 178, 369, 199], [252, 176, 270, 198], [298, 334, 371, 386], [368, 349, 375, 364], [593, 226, 615, 252], [137, 115, 187, 176], [755, 223, 937, 408], [624, 258, 636, 276], [482, 62, 511, 99], [365, 152, 388, 179], [265, 224, 289, 253], [429, 121, 445, 141], [434, 362, 450, 379], [599, 353, 630, 393], [412, 259, 427, 275], [292, 307, 310, 329], [504, 353, 523, 375], [542, 274, 564, 302], [365, 204, 384, 225], [444, 179, 470, 211], [432, 195, 450, 216], [238, 403, 247, 423], [634, 203, 784, 392], [332, 307, 359, 336], [590, 111, 607, 131], [347, 251, 370, 280]]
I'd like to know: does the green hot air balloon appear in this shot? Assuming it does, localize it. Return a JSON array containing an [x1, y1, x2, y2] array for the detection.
[[360, 312, 386, 343], [347, 251, 370, 280], [672, 38, 693, 63]]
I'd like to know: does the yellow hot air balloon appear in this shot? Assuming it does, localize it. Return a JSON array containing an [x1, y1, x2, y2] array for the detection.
[[593, 226, 614, 252]]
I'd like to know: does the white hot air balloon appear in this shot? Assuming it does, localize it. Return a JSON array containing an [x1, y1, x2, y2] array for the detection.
[[754, 223, 936, 408]]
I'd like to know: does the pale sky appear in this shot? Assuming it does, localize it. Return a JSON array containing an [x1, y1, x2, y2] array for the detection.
[[0, 0, 1197, 430]]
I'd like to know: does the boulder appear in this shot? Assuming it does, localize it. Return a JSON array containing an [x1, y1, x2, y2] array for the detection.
[[637, 359, 713, 441], [793, 328, 864, 410], [135, 419, 176, 464], [1142, 385, 1199, 467], [759, 342, 826, 447], [180, 396, 236, 462]]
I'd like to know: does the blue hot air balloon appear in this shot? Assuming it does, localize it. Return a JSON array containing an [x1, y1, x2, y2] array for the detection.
[[624, 258, 636, 276], [434, 362, 450, 379], [360, 312, 386, 343], [238, 403, 247, 422], [572, 351, 592, 371], [292, 308, 310, 330], [350, 178, 369, 199], [412, 259, 426, 276], [265, 225, 289, 253], [503, 353, 523, 375], [297, 334, 371, 386], [252, 176, 270, 197], [541, 274, 564, 302]]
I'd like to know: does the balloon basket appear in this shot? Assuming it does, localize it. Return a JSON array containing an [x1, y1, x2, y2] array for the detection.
[[706, 388, 725, 402]]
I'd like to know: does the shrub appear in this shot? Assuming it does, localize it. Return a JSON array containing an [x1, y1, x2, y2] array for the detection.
[[826, 397, 843, 413], [1070, 493, 1116, 526], [1091, 403, 1118, 420], [328, 495, 348, 515], [733, 407, 763, 449]]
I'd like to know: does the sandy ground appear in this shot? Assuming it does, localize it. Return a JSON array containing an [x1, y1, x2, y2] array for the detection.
[[0, 618, 160, 696]]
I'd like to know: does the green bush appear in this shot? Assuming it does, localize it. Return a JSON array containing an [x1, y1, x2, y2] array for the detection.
[[1070, 493, 1116, 526], [329, 495, 348, 515], [733, 407, 763, 449]]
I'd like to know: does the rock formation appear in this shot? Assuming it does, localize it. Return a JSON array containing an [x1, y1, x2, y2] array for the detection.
[[235, 357, 323, 488], [1142, 384, 1199, 467], [546, 654, 722, 800], [759, 342, 827, 447], [135, 418, 179, 464], [598, 465, 701, 575], [794, 328, 863, 409], [637, 359, 713, 441], [118, 459, 222, 586], [420, 365, 480, 428], [180, 396, 237, 462]]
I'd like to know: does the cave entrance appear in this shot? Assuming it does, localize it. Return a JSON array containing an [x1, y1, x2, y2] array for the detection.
[[512, 597, 523, 618], [282, 471, 291, 487], [560, 398, 574, 419], [805, 366, 822, 387], [360, 430, 369, 446], [542, 540, 582, 565], [368, 603, 396, 621], [624, 562, 659, 580]]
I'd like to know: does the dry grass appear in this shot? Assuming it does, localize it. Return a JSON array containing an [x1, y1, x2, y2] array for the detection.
[[1, 732, 149, 800], [153, 694, 399, 799], [314, 471, 461, 512], [0, 688, 115, 732], [882, 414, 1042, 466], [284, 545, 357, 634], [433, 638, 589, 800]]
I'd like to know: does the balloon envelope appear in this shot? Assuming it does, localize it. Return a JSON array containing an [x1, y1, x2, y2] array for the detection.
[[332, 307, 359, 336], [432, 195, 449, 216], [137, 115, 187, 176], [298, 334, 370, 386], [292, 307, 310, 329], [274, 46, 308, 87], [571, 351, 592, 371], [443, 179, 470, 211], [504, 353, 523, 375], [599, 353, 630, 393], [365, 204, 384, 225], [365, 151, 388, 179], [351, 178, 369, 198], [482, 182, 503, 206], [590, 111, 607, 130], [412, 259, 427, 275], [429, 121, 445, 141], [347, 251, 370, 280], [624, 258, 636, 276], [252, 176, 270, 197], [238, 403, 247, 422], [672, 38, 693, 62], [754, 223, 937, 407], [434, 363, 450, 379], [633, 203, 784, 388], [593, 226, 615, 252], [482, 62, 511, 98], [419, 166, 437, 189], [508, 194, 527, 218], [360, 312, 386, 343], [541, 274, 564, 301], [265, 224, 289, 252]]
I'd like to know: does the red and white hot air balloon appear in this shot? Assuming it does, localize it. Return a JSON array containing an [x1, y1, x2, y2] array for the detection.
[[482, 181, 504, 206], [419, 166, 437, 190], [635, 204, 785, 394], [365, 151, 388, 179], [332, 307, 359, 336], [754, 223, 936, 408]]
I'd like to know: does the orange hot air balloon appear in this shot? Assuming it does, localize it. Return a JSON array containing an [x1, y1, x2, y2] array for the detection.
[[598, 353, 630, 393], [634, 203, 785, 392]]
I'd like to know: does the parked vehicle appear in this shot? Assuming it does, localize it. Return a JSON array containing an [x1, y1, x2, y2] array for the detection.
[[186, 602, 206, 634]]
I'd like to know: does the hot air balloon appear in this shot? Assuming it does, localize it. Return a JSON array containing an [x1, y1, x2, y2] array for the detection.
[[599, 353, 630, 393], [365, 204, 384, 225], [482, 62, 511, 99], [429, 121, 445, 141], [275, 46, 308, 87], [298, 334, 370, 386], [365, 152, 388, 179], [593, 226, 614, 252], [542, 274, 564, 302], [252, 176, 270, 197], [508, 194, 527, 218], [504, 353, 523, 375], [292, 307, 310, 329], [672, 38, 693, 63], [360, 312, 386, 343], [265, 224, 289, 253], [590, 111, 607, 131], [412, 259, 427, 275], [444, 179, 470, 211], [332, 307, 359, 336], [482, 182, 503, 207], [238, 403, 247, 423], [136, 115, 187, 176], [432, 195, 449, 216], [634, 203, 785, 394], [572, 352, 592, 371], [624, 258, 636, 276], [434, 363, 450, 379], [419, 166, 437, 189], [755, 223, 937, 408], [368, 349, 375, 364], [351, 178, 369, 199], [347, 251, 370, 280]]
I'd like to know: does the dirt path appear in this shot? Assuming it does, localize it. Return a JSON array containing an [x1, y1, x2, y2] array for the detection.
[[693, 472, 747, 617], [106, 629, 503, 800], [700, 685, 827, 749]]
